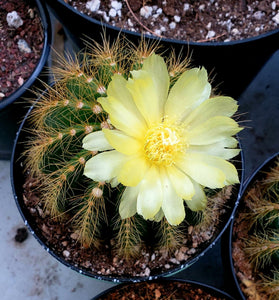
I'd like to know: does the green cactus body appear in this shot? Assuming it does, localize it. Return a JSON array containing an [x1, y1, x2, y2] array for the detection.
[[237, 158, 279, 299], [24, 38, 237, 264]]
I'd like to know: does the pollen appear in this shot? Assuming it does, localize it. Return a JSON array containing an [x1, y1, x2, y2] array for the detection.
[[144, 122, 185, 165]]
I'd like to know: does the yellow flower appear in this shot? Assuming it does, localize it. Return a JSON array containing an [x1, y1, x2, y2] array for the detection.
[[83, 54, 242, 225]]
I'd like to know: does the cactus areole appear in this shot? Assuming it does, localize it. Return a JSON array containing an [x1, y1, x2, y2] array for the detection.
[[12, 37, 243, 281]]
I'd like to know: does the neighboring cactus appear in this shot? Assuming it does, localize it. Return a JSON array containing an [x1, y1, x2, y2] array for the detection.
[[233, 157, 279, 300], [24, 36, 241, 265]]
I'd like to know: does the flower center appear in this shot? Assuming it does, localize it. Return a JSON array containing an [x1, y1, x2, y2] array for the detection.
[[144, 123, 184, 166]]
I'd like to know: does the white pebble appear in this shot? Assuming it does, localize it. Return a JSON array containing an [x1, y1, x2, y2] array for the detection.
[[140, 6, 153, 19], [17, 39, 31, 53], [63, 250, 70, 257], [0, 92, 5, 98], [127, 18, 133, 27], [6, 11, 23, 28], [86, 0, 100, 12], [206, 22, 212, 30], [206, 30, 216, 39], [169, 22, 176, 29], [272, 13, 279, 24], [174, 15, 181, 22], [154, 29, 162, 36], [156, 8, 163, 14], [255, 27, 260, 32], [253, 11, 265, 20], [271, 1, 276, 10], [199, 4, 205, 11], [109, 8, 117, 17], [18, 77, 24, 86], [184, 3, 190, 11], [231, 28, 240, 35], [111, 1, 122, 10]]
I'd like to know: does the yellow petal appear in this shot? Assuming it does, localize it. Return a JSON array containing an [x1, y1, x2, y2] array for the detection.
[[185, 180, 207, 211], [167, 166, 195, 200], [127, 54, 169, 126], [165, 67, 211, 122], [98, 74, 147, 138], [137, 166, 163, 220], [177, 152, 239, 188], [117, 155, 149, 187], [161, 172, 185, 225], [183, 96, 238, 129], [82, 131, 113, 151], [103, 128, 143, 155], [187, 116, 242, 145], [153, 208, 164, 222], [119, 186, 139, 219], [142, 54, 169, 107], [188, 137, 240, 160], [84, 150, 126, 183]]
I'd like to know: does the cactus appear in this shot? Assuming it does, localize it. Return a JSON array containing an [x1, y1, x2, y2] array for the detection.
[[23, 36, 241, 264], [234, 157, 279, 299]]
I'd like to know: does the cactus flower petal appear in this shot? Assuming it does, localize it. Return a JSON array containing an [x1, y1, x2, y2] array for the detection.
[[137, 166, 163, 220], [103, 128, 142, 155], [176, 152, 239, 188], [165, 67, 211, 122], [167, 166, 194, 200], [117, 155, 149, 187], [128, 54, 169, 125], [185, 180, 207, 211], [119, 186, 139, 219], [84, 150, 126, 183], [183, 96, 238, 128], [187, 116, 241, 145], [161, 173, 185, 225], [82, 130, 113, 151], [188, 137, 240, 160]]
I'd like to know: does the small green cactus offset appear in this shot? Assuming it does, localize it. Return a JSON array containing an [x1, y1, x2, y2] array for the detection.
[[234, 157, 279, 299], [24, 37, 241, 266]]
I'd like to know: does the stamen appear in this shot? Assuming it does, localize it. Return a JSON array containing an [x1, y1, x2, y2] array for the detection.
[[144, 122, 185, 166]]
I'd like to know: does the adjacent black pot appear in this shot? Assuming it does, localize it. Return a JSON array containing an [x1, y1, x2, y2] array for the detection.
[[0, 0, 52, 159], [0, 0, 52, 110], [225, 152, 279, 300], [45, 0, 279, 98], [92, 278, 235, 300], [11, 96, 244, 283]]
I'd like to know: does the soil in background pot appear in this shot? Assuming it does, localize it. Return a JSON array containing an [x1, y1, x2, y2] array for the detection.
[[94, 280, 234, 299], [67, 0, 279, 42], [0, 0, 44, 101]]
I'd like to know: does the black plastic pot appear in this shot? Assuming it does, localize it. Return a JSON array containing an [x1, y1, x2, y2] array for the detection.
[[0, 0, 52, 159], [224, 152, 279, 300], [45, 0, 279, 99], [91, 278, 236, 300], [11, 96, 244, 283], [0, 0, 52, 110]]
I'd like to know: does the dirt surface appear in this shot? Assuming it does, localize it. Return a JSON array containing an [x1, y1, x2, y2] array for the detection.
[[66, 0, 279, 42], [96, 281, 230, 299], [21, 173, 234, 280], [0, 0, 44, 101]]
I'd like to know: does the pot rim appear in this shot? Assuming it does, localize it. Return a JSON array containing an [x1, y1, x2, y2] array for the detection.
[[0, 0, 52, 110], [10, 93, 244, 283], [228, 151, 279, 300], [55, 0, 279, 47], [91, 277, 236, 300]]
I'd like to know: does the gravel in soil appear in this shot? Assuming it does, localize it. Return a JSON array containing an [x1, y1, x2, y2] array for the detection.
[[22, 173, 233, 279], [67, 0, 279, 42], [0, 0, 44, 101], [97, 281, 229, 299]]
